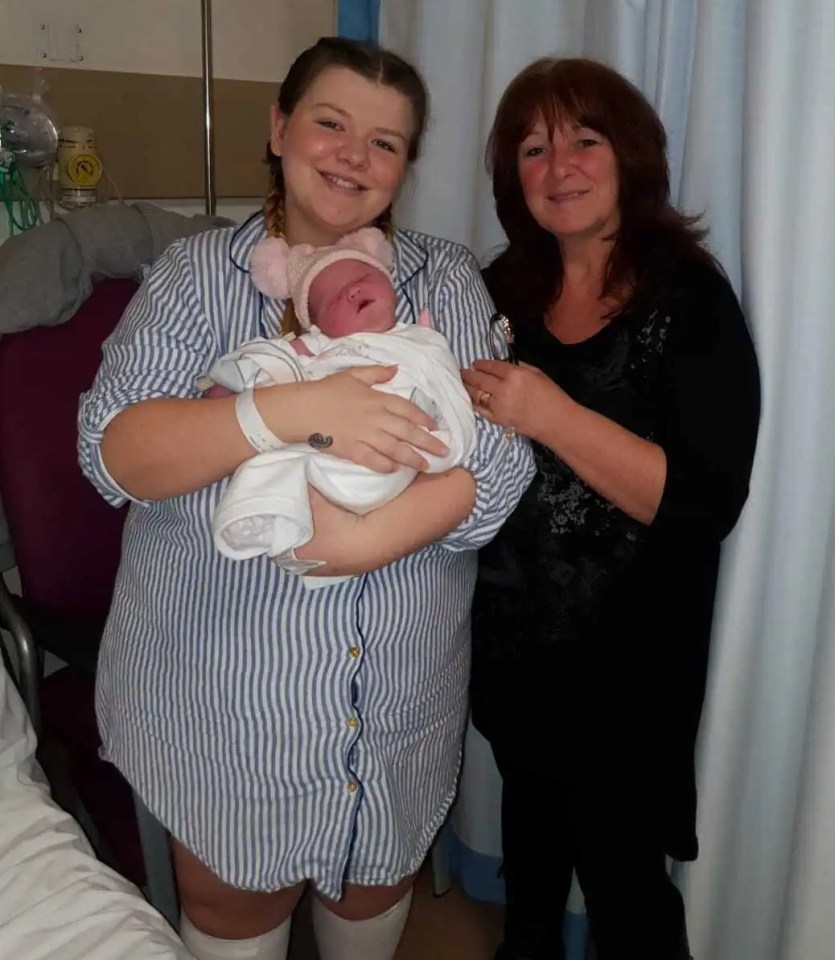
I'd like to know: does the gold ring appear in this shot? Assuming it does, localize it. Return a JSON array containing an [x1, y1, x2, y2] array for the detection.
[[478, 391, 492, 409]]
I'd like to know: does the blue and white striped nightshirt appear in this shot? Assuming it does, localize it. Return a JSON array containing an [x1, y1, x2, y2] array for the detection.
[[78, 214, 535, 898]]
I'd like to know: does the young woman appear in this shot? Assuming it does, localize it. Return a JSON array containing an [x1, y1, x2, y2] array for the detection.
[[79, 37, 533, 960]]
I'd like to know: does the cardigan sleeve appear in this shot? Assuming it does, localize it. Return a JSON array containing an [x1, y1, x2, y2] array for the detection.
[[651, 264, 761, 542]]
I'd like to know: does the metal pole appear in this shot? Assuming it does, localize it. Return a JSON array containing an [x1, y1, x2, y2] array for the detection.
[[200, 0, 216, 215]]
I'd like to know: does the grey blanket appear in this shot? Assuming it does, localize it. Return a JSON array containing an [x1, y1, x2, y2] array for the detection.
[[0, 202, 237, 569], [0, 202, 234, 337]]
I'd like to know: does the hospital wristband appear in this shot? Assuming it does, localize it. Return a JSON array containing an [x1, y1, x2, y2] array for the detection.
[[235, 387, 285, 453]]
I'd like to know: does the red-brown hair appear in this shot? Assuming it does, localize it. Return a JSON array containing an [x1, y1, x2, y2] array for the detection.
[[485, 57, 713, 318]]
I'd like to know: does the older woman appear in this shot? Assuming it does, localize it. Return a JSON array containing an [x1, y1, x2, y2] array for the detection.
[[463, 58, 760, 960]]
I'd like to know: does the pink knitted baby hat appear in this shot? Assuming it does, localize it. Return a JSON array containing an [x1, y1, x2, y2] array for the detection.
[[249, 227, 395, 329]]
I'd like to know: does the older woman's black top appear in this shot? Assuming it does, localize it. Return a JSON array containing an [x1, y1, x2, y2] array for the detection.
[[471, 256, 760, 861]]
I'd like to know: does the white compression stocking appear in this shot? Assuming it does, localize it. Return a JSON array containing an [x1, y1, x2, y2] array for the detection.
[[179, 913, 291, 960], [311, 889, 414, 960]]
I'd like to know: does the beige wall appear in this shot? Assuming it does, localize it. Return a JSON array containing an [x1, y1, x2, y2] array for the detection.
[[0, 0, 337, 200], [0, 0, 336, 81]]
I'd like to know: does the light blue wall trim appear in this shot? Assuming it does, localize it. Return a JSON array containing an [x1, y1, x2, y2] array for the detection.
[[337, 0, 380, 42], [442, 823, 505, 904], [564, 910, 591, 960]]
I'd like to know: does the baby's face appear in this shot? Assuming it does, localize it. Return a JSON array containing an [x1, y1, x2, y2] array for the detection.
[[307, 259, 397, 338]]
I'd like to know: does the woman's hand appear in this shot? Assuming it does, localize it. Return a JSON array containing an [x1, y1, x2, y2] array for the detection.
[[464, 359, 667, 525], [297, 469, 477, 576], [295, 489, 361, 576], [256, 366, 449, 474], [461, 359, 570, 442]]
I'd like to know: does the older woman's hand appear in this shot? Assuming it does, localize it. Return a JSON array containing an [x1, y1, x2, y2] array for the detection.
[[461, 359, 569, 442]]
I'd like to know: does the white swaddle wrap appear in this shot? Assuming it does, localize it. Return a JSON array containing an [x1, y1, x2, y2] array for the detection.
[[206, 323, 476, 581]]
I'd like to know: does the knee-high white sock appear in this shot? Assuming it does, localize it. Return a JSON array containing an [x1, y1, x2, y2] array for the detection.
[[311, 889, 413, 960], [179, 912, 291, 960]]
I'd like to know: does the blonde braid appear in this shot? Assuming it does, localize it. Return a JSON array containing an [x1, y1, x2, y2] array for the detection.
[[375, 205, 395, 240], [262, 166, 303, 336], [263, 181, 285, 238]]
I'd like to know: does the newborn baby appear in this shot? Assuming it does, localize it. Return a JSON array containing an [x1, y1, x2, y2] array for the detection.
[[201, 227, 476, 583]]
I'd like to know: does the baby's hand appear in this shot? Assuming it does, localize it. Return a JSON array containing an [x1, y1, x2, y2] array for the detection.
[[203, 384, 234, 399], [290, 338, 314, 358]]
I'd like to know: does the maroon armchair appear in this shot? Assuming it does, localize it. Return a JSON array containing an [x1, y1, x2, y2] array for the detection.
[[0, 278, 136, 677], [0, 277, 179, 923]]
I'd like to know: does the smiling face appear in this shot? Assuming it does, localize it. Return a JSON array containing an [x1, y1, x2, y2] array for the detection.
[[307, 259, 397, 338], [517, 115, 620, 247], [270, 66, 414, 247]]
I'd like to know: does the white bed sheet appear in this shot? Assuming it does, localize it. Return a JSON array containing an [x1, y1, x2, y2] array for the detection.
[[0, 662, 193, 959]]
